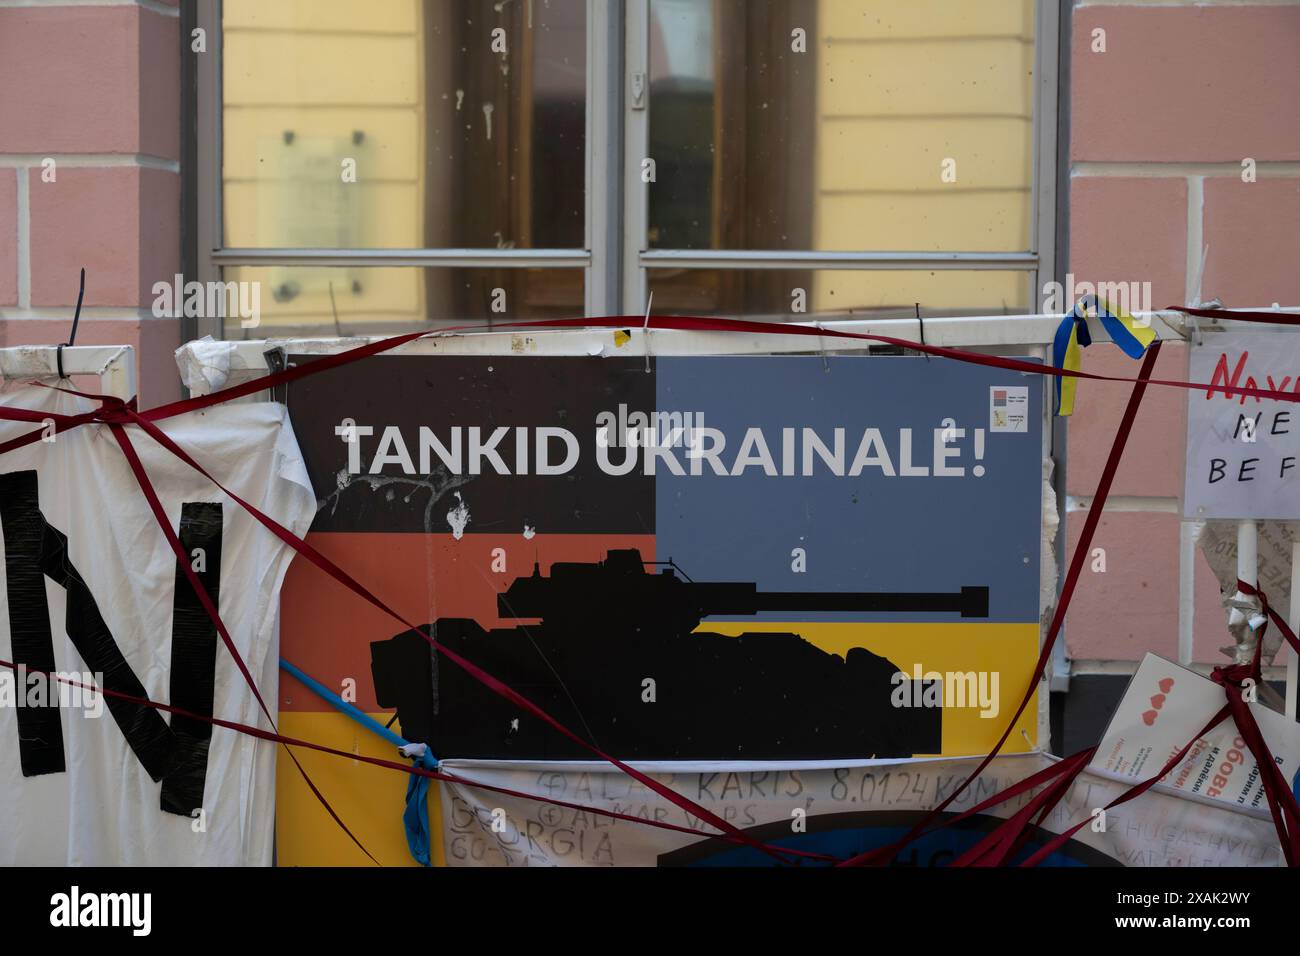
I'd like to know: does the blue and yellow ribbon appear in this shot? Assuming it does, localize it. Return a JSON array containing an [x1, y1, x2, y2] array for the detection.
[[1052, 294, 1157, 416]]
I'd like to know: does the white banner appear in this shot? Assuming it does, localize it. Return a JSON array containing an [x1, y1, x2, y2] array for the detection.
[[0, 386, 315, 865], [438, 753, 1283, 867]]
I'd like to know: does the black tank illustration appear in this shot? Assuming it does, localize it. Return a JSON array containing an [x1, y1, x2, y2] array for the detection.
[[370, 549, 989, 760]]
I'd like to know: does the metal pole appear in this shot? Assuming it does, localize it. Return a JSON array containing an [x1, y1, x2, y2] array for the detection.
[[1231, 520, 1260, 666], [1237, 520, 1257, 589], [1178, 522, 1196, 666]]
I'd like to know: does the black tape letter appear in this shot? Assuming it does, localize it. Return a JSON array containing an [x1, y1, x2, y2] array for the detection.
[[160, 503, 222, 816]]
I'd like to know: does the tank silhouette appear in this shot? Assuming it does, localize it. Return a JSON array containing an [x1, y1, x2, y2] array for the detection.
[[370, 549, 988, 760]]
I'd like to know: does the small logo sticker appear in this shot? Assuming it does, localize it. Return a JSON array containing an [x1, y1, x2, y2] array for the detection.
[[990, 386, 1029, 433]]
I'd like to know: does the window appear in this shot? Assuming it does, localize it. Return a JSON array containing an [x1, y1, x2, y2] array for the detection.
[[194, 0, 1060, 337]]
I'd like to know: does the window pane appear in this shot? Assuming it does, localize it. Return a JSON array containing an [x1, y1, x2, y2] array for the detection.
[[222, 0, 587, 249], [221, 266, 583, 337], [648, 268, 1031, 318], [647, 0, 1036, 252]]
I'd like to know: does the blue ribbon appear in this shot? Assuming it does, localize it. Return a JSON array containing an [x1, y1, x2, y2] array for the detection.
[[279, 658, 438, 867]]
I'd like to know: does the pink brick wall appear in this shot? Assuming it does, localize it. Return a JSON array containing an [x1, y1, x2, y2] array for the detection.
[[1073, 6, 1300, 163], [1067, 2, 1300, 668], [1202, 178, 1300, 306], [0, 2, 181, 407], [0, 1, 1293, 668], [0, 174, 16, 308]]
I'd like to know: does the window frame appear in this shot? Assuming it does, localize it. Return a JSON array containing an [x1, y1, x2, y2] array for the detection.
[[192, 0, 1062, 339]]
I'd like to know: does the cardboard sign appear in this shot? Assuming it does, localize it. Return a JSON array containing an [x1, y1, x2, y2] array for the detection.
[[1184, 331, 1300, 519], [1092, 653, 1300, 814], [272, 351, 1048, 864]]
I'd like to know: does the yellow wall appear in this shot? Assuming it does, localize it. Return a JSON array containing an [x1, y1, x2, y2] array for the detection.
[[224, 0, 1038, 327], [222, 0, 428, 329], [262, 2, 1044, 865], [813, 0, 1036, 313]]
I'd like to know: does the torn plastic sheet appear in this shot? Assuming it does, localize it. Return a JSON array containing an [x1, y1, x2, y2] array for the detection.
[[175, 336, 235, 394]]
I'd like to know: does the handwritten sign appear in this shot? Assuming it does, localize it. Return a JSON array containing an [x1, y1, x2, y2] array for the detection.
[[1184, 331, 1300, 519], [437, 753, 1283, 867]]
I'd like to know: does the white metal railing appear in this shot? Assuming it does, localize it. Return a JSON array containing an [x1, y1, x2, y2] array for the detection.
[[203, 306, 1300, 368], [0, 344, 136, 401]]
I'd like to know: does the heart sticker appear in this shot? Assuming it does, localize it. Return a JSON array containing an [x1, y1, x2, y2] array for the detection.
[[1142, 710, 1158, 726], [1150, 694, 1165, 710], [1158, 678, 1175, 694]]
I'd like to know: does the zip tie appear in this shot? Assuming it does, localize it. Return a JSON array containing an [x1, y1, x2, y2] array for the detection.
[[643, 291, 654, 373], [56, 268, 86, 380], [916, 303, 930, 362]]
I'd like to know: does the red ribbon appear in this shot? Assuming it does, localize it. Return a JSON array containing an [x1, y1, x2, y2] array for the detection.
[[1207, 581, 1300, 865], [950, 749, 1096, 867], [104, 413, 380, 864], [1236, 579, 1300, 660], [0, 658, 839, 863], [1019, 705, 1233, 867], [7, 307, 1300, 453], [837, 341, 1165, 864], [3, 306, 1298, 866], [83, 393, 824, 866], [1169, 306, 1300, 326], [974, 577, 1300, 868]]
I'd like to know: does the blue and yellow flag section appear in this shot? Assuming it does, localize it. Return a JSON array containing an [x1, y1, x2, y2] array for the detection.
[[1053, 295, 1158, 416]]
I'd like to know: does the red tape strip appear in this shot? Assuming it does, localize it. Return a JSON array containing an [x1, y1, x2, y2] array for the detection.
[[104, 417, 380, 865], [0, 658, 838, 864], [3, 306, 1297, 867], [838, 341, 1165, 865]]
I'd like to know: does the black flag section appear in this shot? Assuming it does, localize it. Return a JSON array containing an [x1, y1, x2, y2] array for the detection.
[[372, 549, 962, 760], [0, 471, 66, 776], [0, 471, 222, 796], [37, 515, 176, 781]]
